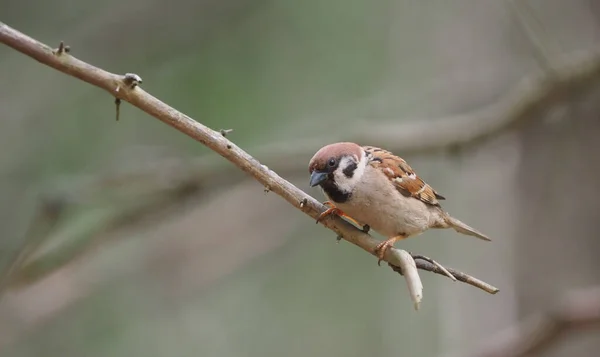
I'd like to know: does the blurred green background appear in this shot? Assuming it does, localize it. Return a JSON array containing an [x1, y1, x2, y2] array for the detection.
[[1, 1, 600, 356]]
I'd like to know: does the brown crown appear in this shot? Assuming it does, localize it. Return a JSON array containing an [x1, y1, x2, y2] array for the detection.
[[308, 142, 362, 172]]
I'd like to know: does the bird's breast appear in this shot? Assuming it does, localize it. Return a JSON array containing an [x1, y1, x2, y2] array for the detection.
[[332, 171, 433, 237]]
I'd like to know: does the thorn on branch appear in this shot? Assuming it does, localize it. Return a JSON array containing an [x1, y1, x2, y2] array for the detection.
[[220, 129, 233, 137], [53, 41, 70, 55], [115, 98, 121, 121], [336, 235, 343, 243], [122, 73, 142, 89], [264, 185, 271, 193]]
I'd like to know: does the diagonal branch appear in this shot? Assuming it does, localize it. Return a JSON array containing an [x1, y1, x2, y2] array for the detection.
[[0, 21, 499, 301]]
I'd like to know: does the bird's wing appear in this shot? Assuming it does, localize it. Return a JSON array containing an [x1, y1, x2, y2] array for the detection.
[[363, 146, 445, 206]]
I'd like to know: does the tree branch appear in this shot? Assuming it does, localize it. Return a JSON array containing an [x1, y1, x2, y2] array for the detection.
[[0, 21, 499, 302]]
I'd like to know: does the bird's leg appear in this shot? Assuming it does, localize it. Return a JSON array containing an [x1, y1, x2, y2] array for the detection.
[[316, 201, 362, 228], [373, 235, 406, 266]]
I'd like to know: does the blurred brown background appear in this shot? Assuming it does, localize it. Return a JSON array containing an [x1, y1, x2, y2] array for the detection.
[[1, 1, 600, 356]]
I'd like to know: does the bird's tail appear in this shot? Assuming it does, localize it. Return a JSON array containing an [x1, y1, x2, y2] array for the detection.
[[443, 214, 491, 241]]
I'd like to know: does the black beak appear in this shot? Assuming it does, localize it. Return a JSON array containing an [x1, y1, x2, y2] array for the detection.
[[309, 171, 328, 187]]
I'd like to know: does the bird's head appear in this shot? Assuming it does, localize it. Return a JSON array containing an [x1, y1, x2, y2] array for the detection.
[[308, 142, 366, 194]]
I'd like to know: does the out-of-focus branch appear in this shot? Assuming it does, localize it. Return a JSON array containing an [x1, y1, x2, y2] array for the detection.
[[256, 47, 600, 165], [0, 22, 499, 302], [46, 45, 600, 190], [465, 287, 600, 357], [0, 197, 67, 289], [4, 181, 203, 290], [507, 0, 556, 71]]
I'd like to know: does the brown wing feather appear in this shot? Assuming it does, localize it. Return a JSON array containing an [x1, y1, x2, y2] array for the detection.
[[363, 146, 445, 206]]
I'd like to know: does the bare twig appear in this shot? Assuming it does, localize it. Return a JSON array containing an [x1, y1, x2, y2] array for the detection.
[[389, 260, 498, 295], [463, 287, 600, 357], [0, 22, 498, 297], [411, 254, 457, 281]]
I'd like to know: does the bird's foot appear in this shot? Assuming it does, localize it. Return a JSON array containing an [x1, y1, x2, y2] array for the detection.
[[373, 240, 392, 266], [316, 201, 362, 228], [373, 236, 405, 266]]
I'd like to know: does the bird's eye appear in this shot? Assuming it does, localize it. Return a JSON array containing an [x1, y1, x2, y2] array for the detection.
[[328, 158, 336, 167]]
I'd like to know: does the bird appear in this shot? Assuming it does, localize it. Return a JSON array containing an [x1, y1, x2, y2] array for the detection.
[[308, 142, 491, 265]]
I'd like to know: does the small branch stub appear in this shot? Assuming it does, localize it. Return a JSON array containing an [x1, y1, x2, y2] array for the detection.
[[123, 73, 143, 88], [220, 129, 233, 137], [299, 198, 308, 208], [114, 73, 142, 120]]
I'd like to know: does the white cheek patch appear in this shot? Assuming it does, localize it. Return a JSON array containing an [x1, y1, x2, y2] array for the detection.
[[333, 151, 367, 193]]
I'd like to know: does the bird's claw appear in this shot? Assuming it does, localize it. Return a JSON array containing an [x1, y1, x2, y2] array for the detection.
[[315, 206, 342, 224], [373, 240, 392, 266], [316, 201, 363, 229]]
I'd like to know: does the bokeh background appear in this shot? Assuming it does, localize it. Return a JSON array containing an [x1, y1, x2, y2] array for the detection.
[[1, 1, 600, 356]]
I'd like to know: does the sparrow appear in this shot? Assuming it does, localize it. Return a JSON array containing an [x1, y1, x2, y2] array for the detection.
[[308, 142, 491, 265]]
